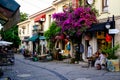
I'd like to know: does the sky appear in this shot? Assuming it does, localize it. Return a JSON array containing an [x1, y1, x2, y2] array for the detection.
[[0, 0, 55, 29], [15, 0, 55, 15]]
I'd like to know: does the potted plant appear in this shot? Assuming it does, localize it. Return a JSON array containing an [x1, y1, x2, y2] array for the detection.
[[101, 43, 120, 71], [101, 43, 120, 59], [23, 49, 31, 58]]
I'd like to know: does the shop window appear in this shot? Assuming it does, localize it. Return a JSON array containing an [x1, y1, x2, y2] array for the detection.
[[96, 32, 106, 39], [102, 0, 109, 12], [97, 39, 107, 50], [97, 32, 112, 50], [22, 27, 25, 34]]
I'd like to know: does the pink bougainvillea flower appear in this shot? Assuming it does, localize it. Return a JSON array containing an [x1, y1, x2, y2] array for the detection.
[[52, 7, 97, 36]]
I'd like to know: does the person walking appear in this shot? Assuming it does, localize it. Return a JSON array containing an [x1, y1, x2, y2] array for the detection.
[[87, 44, 93, 58], [79, 43, 84, 61], [87, 43, 93, 67]]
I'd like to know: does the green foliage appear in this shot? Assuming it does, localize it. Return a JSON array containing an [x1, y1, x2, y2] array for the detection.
[[44, 22, 61, 40], [20, 12, 28, 22], [0, 12, 28, 48], [44, 22, 61, 50], [101, 43, 120, 59], [70, 58, 76, 64], [0, 25, 21, 48]]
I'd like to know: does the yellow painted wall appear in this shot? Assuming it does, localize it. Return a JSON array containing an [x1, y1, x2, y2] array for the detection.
[[44, 0, 70, 31], [53, 0, 70, 13], [44, 9, 55, 31], [94, 0, 120, 19]]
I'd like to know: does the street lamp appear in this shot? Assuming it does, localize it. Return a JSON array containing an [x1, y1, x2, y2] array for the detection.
[[105, 18, 111, 30], [105, 22, 111, 29], [105, 16, 115, 50]]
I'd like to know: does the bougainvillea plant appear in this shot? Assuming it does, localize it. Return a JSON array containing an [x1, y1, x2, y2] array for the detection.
[[52, 7, 97, 36]]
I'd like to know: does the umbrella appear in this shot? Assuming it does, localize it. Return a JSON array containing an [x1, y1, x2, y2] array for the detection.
[[0, 41, 13, 46]]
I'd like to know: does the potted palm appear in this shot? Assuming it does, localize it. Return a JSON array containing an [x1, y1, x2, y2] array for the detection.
[[101, 43, 120, 71]]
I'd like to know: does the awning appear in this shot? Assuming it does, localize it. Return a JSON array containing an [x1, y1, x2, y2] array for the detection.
[[88, 22, 106, 31], [88, 21, 113, 32], [34, 14, 46, 22], [0, 0, 20, 27], [28, 35, 38, 42], [39, 36, 46, 40]]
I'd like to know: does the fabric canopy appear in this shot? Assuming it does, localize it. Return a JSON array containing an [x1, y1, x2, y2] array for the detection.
[[0, 0, 20, 26], [34, 14, 46, 22], [88, 21, 113, 32], [88, 22, 106, 31], [28, 35, 38, 42], [39, 36, 46, 40]]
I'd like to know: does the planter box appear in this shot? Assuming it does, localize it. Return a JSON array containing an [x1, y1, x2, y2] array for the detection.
[[107, 59, 120, 71]]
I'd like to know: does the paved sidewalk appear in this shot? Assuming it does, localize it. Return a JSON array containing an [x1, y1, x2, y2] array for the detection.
[[1, 54, 120, 80]]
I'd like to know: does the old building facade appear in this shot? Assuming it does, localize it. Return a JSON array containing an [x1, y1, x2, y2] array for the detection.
[[18, 0, 120, 59]]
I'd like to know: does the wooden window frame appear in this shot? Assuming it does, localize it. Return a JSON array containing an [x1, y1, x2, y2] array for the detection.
[[102, 0, 109, 12]]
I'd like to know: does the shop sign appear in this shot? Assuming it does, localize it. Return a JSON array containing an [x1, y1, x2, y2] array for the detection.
[[109, 29, 119, 34]]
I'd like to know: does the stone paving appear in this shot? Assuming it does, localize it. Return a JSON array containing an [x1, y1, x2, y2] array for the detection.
[[0, 54, 120, 80]]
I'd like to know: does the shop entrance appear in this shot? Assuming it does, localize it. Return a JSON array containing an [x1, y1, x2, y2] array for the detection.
[[96, 31, 112, 50]]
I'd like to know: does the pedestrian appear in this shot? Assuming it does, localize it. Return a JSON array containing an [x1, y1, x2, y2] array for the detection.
[[79, 43, 84, 61], [21, 48, 24, 54], [87, 43, 93, 59], [75, 44, 80, 64], [87, 43, 93, 67]]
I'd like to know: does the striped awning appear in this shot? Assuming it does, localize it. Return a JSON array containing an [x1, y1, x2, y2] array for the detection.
[[34, 14, 46, 22]]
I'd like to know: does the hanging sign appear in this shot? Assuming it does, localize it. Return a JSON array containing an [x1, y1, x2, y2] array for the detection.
[[109, 29, 119, 34]]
